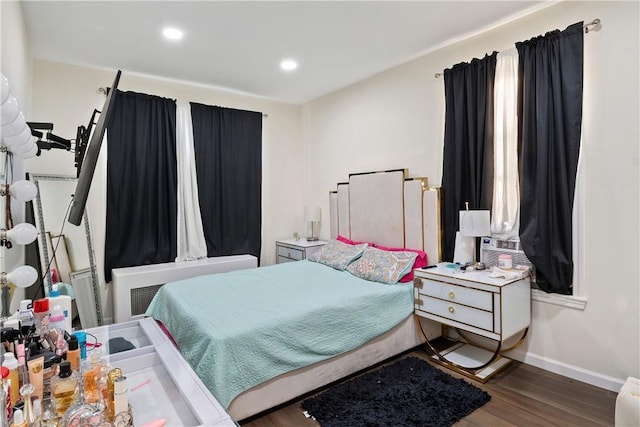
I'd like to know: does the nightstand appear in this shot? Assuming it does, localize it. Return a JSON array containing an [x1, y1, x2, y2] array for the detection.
[[276, 239, 327, 264], [413, 263, 530, 382]]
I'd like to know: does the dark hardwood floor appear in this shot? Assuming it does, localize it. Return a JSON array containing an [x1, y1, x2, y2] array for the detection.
[[241, 349, 617, 427]]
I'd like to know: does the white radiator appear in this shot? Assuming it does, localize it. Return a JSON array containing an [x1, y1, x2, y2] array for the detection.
[[480, 238, 537, 284], [111, 255, 258, 323]]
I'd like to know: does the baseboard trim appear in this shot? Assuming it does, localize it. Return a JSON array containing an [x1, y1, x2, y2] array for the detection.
[[508, 348, 624, 393]]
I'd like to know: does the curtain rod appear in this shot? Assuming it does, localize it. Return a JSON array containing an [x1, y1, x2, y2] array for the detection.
[[97, 87, 269, 117], [434, 18, 601, 78]]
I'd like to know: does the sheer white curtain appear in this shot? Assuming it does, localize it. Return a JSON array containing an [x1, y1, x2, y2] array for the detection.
[[491, 48, 520, 240], [175, 102, 207, 261]]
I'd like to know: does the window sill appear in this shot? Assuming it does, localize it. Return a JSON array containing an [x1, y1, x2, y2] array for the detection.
[[531, 288, 587, 310]]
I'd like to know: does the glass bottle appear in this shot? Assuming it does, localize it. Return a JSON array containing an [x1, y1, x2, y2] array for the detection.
[[51, 361, 79, 417], [66, 336, 80, 373]]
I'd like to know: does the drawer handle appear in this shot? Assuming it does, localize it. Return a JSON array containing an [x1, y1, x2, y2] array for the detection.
[[413, 278, 423, 289], [448, 306, 455, 313], [448, 291, 455, 299], [287, 251, 292, 257]]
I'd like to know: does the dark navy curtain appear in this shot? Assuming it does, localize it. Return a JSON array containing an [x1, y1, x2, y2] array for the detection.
[[516, 22, 584, 295], [105, 90, 177, 282], [190, 104, 262, 261], [441, 53, 497, 262]]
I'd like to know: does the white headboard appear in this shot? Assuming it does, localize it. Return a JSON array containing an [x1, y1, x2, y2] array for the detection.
[[329, 169, 442, 263]]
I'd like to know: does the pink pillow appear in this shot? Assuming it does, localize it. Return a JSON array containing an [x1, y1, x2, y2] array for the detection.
[[373, 244, 428, 282], [337, 235, 366, 246]]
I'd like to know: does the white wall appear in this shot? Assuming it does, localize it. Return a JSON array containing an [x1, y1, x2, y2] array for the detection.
[[302, 1, 640, 391], [1, 1, 31, 110], [28, 61, 303, 323], [1, 1, 32, 312], [14, 0, 640, 391]]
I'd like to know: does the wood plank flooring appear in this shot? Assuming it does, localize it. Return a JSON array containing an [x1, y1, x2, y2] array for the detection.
[[241, 349, 617, 427]]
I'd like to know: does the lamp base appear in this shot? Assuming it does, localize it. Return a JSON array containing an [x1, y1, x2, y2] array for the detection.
[[306, 237, 319, 241]]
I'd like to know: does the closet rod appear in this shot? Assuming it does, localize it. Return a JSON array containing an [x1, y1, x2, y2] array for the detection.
[[433, 18, 601, 78]]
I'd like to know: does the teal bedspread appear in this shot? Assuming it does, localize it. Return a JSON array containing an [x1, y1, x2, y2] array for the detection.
[[145, 260, 414, 407]]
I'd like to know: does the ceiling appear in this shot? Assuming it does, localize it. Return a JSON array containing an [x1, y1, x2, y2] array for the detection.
[[21, 1, 547, 104]]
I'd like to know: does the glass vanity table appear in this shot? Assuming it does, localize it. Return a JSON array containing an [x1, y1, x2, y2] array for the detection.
[[86, 317, 236, 426]]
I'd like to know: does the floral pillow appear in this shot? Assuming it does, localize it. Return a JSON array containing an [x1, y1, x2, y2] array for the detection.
[[346, 247, 418, 285], [308, 240, 368, 271], [373, 244, 428, 283]]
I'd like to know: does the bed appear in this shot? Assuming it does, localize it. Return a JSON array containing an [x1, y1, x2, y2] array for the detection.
[[146, 169, 442, 420]]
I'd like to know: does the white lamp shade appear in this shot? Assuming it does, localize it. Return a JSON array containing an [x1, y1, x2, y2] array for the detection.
[[6, 265, 38, 288], [13, 140, 38, 159], [459, 210, 491, 237], [9, 179, 38, 202], [3, 124, 31, 147], [1, 95, 20, 125], [1, 112, 26, 138], [304, 206, 321, 222], [0, 74, 10, 105], [6, 223, 37, 245]]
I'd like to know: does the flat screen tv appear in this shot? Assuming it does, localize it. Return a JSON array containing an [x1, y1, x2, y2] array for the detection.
[[68, 70, 121, 226]]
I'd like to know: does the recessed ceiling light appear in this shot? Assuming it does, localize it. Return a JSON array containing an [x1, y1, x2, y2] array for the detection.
[[163, 27, 183, 40], [280, 59, 298, 72]]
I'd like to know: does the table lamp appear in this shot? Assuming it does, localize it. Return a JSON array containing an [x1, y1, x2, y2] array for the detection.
[[455, 206, 491, 265], [304, 206, 321, 241]]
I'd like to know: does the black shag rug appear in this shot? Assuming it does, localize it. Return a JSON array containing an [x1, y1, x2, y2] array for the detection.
[[301, 356, 491, 427]]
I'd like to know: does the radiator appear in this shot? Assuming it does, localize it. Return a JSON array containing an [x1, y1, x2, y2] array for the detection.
[[112, 255, 258, 323], [480, 238, 537, 284]]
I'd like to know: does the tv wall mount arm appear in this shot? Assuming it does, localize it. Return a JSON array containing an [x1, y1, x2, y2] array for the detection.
[[26, 122, 72, 154]]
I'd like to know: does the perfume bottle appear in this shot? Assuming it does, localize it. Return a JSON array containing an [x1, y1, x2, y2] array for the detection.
[[106, 368, 122, 421], [51, 362, 79, 417]]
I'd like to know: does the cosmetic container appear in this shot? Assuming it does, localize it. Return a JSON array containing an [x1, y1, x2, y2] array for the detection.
[[31, 398, 42, 427], [15, 344, 25, 380], [66, 336, 80, 372], [2, 353, 20, 407], [106, 368, 122, 421], [48, 286, 72, 333], [113, 376, 128, 417], [48, 306, 65, 334], [18, 300, 34, 331], [1, 367, 10, 420], [18, 383, 35, 425], [498, 253, 513, 269], [42, 354, 60, 402], [39, 398, 58, 427], [33, 299, 50, 337], [27, 356, 44, 401], [72, 331, 87, 360], [55, 333, 66, 359], [82, 365, 103, 405], [9, 408, 26, 427], [51, 361, 79, 417]]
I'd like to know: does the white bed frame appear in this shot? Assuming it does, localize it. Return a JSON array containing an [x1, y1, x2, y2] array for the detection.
[[228, 169, 442, 420]]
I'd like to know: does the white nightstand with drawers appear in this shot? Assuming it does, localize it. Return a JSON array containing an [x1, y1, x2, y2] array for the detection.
[[413, 263, 530, 382], [276, 239, 327, 264]]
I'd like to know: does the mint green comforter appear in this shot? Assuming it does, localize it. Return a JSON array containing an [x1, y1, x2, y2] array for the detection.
[[145, 260, 414, 407]]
